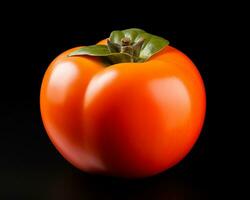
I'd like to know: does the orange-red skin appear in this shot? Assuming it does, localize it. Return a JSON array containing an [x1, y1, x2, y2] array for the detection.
[[40, 39, 206, 178]]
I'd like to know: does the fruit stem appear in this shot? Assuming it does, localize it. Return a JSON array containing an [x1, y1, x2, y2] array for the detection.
[[107, 37, 145, 62]]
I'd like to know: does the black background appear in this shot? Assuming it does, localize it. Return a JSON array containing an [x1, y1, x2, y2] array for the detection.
[[0, 2, 236, 199]]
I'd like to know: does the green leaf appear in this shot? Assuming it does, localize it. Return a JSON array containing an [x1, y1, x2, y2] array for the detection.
[[68, 45, 110, 56], [68, 45, 132, 64], [110, 28, 146, 44], [107, 40, 121, 53], [109, 28, 169, 62], [109, 31, 124, 44], [140, 33, 169, 61], [68, 28, 169, 64]]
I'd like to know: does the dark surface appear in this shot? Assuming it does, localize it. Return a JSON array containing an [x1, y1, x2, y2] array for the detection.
[[0, 2, 232, 199]]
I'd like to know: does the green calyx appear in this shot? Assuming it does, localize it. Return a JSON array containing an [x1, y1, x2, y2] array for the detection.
[[68, 28, 169, 65]]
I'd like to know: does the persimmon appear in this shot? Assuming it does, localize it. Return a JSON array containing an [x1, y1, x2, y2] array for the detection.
[[40, 28, 206, 178]]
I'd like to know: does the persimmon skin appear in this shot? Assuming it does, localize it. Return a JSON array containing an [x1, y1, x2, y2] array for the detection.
[[40, 48, 105, 172], [40, 42, 206, 178]]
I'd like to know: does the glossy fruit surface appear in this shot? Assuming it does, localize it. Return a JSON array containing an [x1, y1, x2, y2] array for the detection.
[[40, 29, 206, 178]]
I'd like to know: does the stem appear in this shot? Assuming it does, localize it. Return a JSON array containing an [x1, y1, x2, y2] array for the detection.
[[120, 38, 133, 61], [121, 37, 131, 46], [107, 37, 145, 62]]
